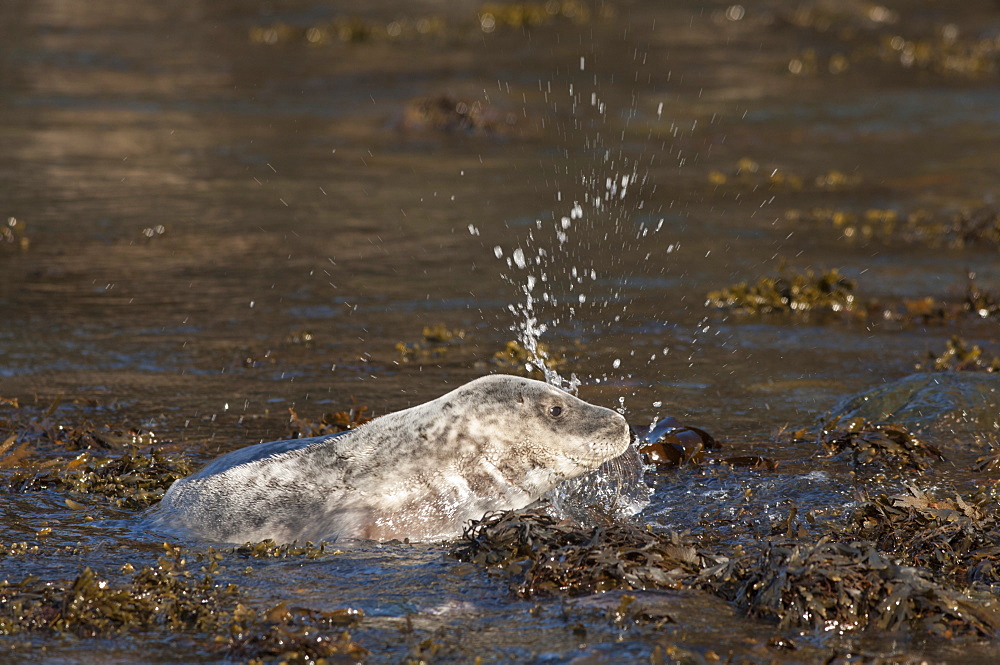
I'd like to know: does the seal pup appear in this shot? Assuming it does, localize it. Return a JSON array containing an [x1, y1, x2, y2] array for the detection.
[[150, 374, 631, 544]]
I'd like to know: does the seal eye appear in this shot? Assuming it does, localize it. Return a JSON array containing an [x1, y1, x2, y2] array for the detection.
[[548, 405, 563, 418]]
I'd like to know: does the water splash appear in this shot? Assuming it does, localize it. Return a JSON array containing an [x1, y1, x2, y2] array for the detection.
[[491, 61, 687, 520]]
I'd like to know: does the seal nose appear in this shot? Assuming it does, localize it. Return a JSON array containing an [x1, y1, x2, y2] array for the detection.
[[618, 416, 631, 450], [608, 411, 631, 455]]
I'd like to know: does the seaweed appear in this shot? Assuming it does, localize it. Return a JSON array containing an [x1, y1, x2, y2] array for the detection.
[[708, 268, 999, 330], [965, 279, 1000, 319], [817, 417, 945, 474], [786, 204, 1000, 249], [850, 485, 1000, 586], [719, 537, 1000, 637], [0, 406, 193, 508], [7, 446, 193, 508], [705, 267, 856, 314], [0, 216, 29, 251], [707, 158, 860, 192], [250, 16, 445, 46], [780, 4, 1000, 80], [248, 2, 614, 47], [287, 402, 373, 438], [231, 604, 366, 664], [456, 436, 1000, 640], [877, 279, 1000, 326], [232, 539, 340, 560], [396, 325, 466, 363], [917, 335, 1000, 373], [478, 1, 609, 31], [454, 508, 713, 597], [490, 339, 565, 377], [0, 545, 366, 662], [0, 546, 237, 636]]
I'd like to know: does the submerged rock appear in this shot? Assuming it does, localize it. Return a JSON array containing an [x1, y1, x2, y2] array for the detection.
[[826, 372, 1000, 435]]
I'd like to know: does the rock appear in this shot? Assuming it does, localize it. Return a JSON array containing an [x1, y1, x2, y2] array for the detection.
[[826, 372, 1000, 434]]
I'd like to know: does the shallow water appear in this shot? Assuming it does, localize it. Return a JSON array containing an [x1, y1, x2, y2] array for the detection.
[[2, 0, 1000, 662]]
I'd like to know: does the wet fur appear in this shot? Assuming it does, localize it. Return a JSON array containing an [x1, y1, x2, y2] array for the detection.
[[150, 375, 630, 544]]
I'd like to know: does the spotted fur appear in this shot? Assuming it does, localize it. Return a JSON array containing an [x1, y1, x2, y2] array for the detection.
[[149, 375, 630, 543]]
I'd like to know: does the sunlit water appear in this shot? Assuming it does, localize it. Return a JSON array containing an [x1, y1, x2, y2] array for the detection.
[[2, 0, 1000, 663]]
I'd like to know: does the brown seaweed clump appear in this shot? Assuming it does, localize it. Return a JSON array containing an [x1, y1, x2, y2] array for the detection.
[[230, 604, 366, 665], [966, 278, 1000, 319], [456, 488, 1000, 638], [706, 158, 860, 192], [879, 279, 1000, 327], [477, 1, 612, 32], [396, 324, 467, 364], [233, 539, 340, 560], [0, 417, 193, 508], [917, 335, 1000, 373], [1, 216, 29, 250], [783, 6, 1000, 80], [490, 340, 565, 378], [249, 16, 446, 46], [0, 545, 366, 662], [287, 402, 373, 439], [9, 446, 194, 508], [0, 547, 235, 636], [817, 417, 945, 474], [719, 537, 1000, 637], [0, 399, 194, 507], [248, 2, 614, 47], [851, 485, 1000, 587], [786, 204, 1000, 249], [705, 268, 856, 315], [453, 508, 714, 597], [1, 402, 162, 452]]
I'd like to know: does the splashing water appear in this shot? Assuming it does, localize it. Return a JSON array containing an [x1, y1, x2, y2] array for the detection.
[[488, 62, 694, 520]]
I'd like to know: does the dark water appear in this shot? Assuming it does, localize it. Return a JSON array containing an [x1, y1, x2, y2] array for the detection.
[[2, 0, 1000, 662]]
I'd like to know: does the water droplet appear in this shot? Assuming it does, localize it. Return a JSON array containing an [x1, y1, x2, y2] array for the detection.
[[612, 358, 621, 369], [512, 248, 527, 269], [494, 246, 503, 259]]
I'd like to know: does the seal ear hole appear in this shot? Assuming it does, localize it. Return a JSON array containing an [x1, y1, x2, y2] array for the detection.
[[547, 405, 564, 419]]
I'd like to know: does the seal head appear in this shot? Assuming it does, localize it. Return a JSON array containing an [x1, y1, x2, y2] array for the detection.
[[150, 374, 631, 544]]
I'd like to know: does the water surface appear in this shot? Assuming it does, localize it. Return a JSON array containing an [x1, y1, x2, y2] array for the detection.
[[2, 1, 999, 662]]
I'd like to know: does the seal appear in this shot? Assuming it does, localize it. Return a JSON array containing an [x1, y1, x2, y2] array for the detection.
[[150, 374, 631, 544]]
